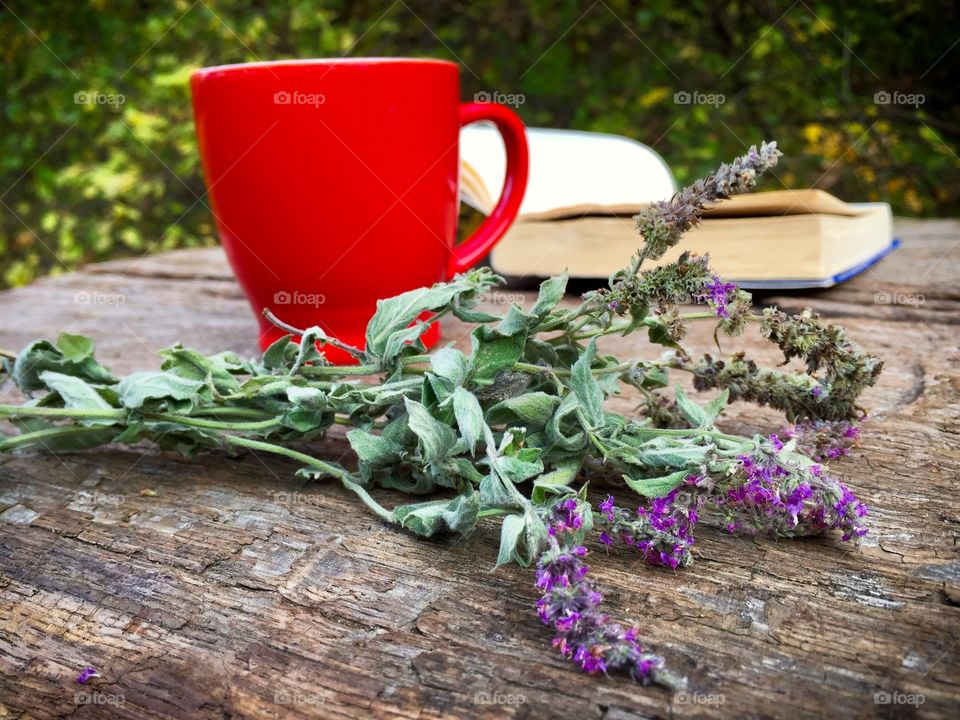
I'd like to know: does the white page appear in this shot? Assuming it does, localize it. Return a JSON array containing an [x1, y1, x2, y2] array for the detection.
[[460, 125, 677, 217]]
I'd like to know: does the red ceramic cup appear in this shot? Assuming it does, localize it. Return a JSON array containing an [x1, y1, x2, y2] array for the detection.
[[190, 59, 528, 362]]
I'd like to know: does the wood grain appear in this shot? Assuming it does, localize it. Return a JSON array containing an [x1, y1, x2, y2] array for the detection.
[[1, 220, 958, 719]]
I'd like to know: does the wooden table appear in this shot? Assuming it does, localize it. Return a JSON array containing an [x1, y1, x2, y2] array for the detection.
[[1, 219, 958, 719]]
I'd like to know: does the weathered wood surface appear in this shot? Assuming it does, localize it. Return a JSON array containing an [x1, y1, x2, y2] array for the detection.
[[1, 220, 958, 719]]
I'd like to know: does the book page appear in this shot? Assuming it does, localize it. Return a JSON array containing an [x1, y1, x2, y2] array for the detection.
[[459, 125, 677, 217]]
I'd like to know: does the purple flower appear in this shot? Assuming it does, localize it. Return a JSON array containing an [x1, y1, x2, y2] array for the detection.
[[717, 450, 868, 541], [699, 276, 738, 319], [536, 498, 666, 684], [598, 495, 615, 519], [76, 667, 99, 684], [596, 491, 700, 569], [784, 419, 861, 462]]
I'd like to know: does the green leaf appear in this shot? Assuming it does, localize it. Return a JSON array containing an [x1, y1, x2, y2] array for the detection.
[[55, 332, 94, 362], [700, 389, 729, 427], [12, 339, 117, 391], [494, 509, 548, 568], [159, 345, 241, 394], [452, 305, 500, 324], [365, 273, 492, 361], [547, 392, 587, 451], [637, 443, 709, 468], [347, 429, 402, 466], [532, 455, 585, 503], [404, 397, 456, 462], [498, 305, 537, 336], [530, 273, 567, 317], [492, 450, 544, 484], [673, 385, 706, 427], [570, 338, 604, 428], [394, 492, 480, 538], [118, 371, 205, 410], [262, 334, 295, 370], [286, 385, 327, 410], [480, 471, 521, 510], [486, 392, 561, 427], [469, 326, 526, 384], [496, 513, 527, 567], [624, 469, 689, 498], [452, 387, 485, 455], [644, 316, 682, 349], [38, 371, 116, 426], [430, 347, 470, 386]]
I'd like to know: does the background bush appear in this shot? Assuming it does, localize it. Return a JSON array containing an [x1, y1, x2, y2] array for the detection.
[[2, 0, 957, 288]]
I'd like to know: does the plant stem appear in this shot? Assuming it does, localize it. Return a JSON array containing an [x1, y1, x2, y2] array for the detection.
[[0, 425, 108, 451], [219, 434, 395, 523], [0, 405, 123, 420], [152, 413, 281, 431]]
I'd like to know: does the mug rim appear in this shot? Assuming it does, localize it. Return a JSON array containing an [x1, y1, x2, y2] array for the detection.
[[193, 57, 457, 77]]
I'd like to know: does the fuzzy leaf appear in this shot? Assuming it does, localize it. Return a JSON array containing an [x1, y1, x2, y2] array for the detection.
[[118, 371, 205, 410], [496, 513, 527, 567], [644, 316, 682, 349], [262, 334, 295, 371], [624, 469, 689, 498], [470, 326, 525, 384], [637, 443, 709, 468], [673, 385, 707, 427], [486, 392, 561, 427], [55, 332, 94, 362], [492, 450, 544, 484], [530, 273, 568, 317], [430, 347, 470, 386], [13, 338, 117, 391], [159, 345, 242, 394], [365, 274, 491, 361], [498, 305, 538, 337], [700, 389, 730, 427], [347, 429, 402, 466], [404, 397, 456, 462], [38, 371, 116, 426], [531, 455, 584, 503], [452, 387, 485, 455], [394, 492, 480, 538], [286, 385, 327, 410], [547, 392, 587, 451], [570, 338, 604, 428], [494, 509, 548, 568]]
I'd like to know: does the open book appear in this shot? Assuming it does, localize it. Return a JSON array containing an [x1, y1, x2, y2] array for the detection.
[[460, 126, 897, 288]]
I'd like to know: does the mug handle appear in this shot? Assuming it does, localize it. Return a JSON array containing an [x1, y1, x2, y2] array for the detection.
[[448, 102, 529, 277]]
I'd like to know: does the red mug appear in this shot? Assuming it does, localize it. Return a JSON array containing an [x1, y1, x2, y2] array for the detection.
[[190, 58, 528, 362]]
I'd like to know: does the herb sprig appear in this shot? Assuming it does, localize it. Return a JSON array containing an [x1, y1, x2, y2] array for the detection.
[[0, 142, 880, 686]]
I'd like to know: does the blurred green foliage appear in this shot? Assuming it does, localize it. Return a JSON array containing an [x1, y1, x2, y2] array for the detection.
[[2, 0, 957, 288]]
